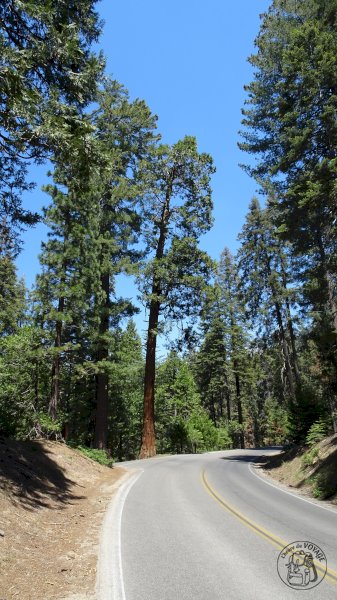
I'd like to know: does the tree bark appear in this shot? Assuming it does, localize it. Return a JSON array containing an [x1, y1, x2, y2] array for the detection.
[[94, 271, 110, 449], [279, 257, 301, 387], [139, 173, 173, 458], [317, 232, 337, 333], [49, 295, 64, 420], [229, 307, 244, 448], [48, 210, 70, 421], [139, 297, 160, 458], [264, 253, 296, 400], [234, 359, 245, 449]]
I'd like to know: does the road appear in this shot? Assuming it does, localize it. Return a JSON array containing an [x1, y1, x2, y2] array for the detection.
[[108, 449, 337, 600]]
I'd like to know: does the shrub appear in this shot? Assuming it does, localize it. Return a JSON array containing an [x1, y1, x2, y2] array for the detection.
[[301, 447, 319, 468], [306, 418, 329, 447], [75, 445, 114, 467], [310, 472, 336, 500]]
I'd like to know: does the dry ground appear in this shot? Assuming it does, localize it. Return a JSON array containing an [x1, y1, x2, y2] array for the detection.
[[0, 439, 126, 600]]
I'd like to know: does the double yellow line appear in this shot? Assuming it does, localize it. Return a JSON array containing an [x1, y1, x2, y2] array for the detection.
[[201, 469, 337, 586]]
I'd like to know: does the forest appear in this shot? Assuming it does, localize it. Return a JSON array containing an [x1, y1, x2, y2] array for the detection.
[[1, 0, 336, 461]]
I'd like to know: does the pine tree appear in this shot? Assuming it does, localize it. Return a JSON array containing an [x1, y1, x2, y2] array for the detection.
[[137, 136, 215, 458], [35, 79, 157, 448], [155, 352, 215, 454], [1, 0, 104, 242], [89, 80, 157, 449], [239, 0, 337, 421], [237, 199, 299, 403], [108, 321, 144, 460], [195, 307, 230, 426], [218, 249, 248, 448], [0, 221, 26, 335]]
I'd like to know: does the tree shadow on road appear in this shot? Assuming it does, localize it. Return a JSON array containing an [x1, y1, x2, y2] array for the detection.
[[219, 447, 283, 464], [0, 437, 84, 511]]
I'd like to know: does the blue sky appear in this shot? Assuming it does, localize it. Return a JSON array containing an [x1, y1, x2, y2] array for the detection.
[[17, 0, 270, 340]]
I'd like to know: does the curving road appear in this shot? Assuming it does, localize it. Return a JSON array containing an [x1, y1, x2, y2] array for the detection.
[[108, 449, 337, 600]]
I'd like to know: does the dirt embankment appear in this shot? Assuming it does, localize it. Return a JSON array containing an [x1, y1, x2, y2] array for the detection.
[[256, 434, 337, 504], [0, 439, 125, 600]]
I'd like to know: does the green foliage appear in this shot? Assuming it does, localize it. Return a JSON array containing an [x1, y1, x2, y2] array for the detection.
[[34, 413, 63, 439], [216, 427, 232, 449], [1, 0, 104, 246], [187, 411, 219, 451], [288, 387, 326, 443], [310, 472, 336, 500], [154, 353, 223, 454], [240, 0, 337, 433], [0, 326, 49, 438], [0, 252, 26, 336], [306, 418, 329, 447], [108, 322, 144, 460], [75, 446, 114, 468], [301, 447, 319, 468], [138, 135, 215, 326], [263, 398, 289, 446]]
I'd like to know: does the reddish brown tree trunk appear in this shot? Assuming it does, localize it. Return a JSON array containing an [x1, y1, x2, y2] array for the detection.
[[139, 175, 173, 458], [139, 298, 160, 458]]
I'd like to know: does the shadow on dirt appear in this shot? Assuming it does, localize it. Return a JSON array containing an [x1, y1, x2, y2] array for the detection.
[[0, 437, 84, 511]]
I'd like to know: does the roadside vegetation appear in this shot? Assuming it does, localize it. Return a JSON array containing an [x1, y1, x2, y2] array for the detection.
[[262, 431, 337, 502]]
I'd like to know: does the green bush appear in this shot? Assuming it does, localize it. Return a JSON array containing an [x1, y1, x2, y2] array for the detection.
[[75, 445, 114, 467], [310, 472, 335, 500], [306, 418, 329, 447], [34, 412, 63, 439], [216, 427, 232, 449], [301, 447, 319, 468]]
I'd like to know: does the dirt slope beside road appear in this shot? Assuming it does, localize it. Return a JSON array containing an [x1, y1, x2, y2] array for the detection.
[[257, 434, 337, 504], [0, 439, 125, 600]]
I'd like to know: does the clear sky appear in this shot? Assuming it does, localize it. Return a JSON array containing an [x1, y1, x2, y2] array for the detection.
[[17, 0, 270, 332]]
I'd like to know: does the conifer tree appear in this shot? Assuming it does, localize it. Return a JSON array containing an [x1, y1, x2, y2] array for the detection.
[[138, 137, 215, 458], [195, 306, 230, 425], [108, 321, 144, 460], [218, 248, 248, 448], [0, 221, 25, 335], [239, 0, 337, 419], [237, 199, 299, 403], [35, 79, 157, 448], [1, 0, 104, 241]]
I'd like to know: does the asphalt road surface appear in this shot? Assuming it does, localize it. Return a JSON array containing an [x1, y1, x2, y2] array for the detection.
[[112, 449, 337, 600]]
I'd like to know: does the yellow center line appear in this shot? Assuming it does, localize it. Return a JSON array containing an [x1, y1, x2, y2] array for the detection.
[[201, 468, 337, 586]]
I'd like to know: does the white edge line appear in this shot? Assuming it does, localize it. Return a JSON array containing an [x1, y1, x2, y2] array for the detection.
[[96, 469, 144, 600], [248, 460, 337, 516]]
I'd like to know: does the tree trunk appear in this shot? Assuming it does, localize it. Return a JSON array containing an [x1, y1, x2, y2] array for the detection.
[[264, 254, 296, 400], [280, 257, 301, 387], [48, 211, 70, 422], [229, 309, 244, 448], [139, 298, 160, 458], [49, 295, 64, 420], [274, 299, 296, 399], [234, 359, 245, 449], [317, 233, 337, 333], [139, 174, 173, 458], [226, 393, 231, 421], [95, 271, 110, 450]]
